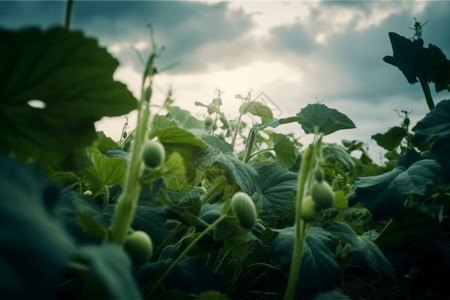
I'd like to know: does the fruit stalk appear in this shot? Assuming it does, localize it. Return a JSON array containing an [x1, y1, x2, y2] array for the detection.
[[148, 214, 228, 297]]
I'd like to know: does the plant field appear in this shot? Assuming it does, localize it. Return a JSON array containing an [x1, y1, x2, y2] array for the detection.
[[1, 5, 450, 300]]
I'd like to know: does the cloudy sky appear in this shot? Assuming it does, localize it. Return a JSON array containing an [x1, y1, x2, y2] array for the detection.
[[1, 0, 449, 161]]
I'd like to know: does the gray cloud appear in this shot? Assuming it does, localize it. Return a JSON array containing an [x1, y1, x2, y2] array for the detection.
[[264, 22, 317, 55]]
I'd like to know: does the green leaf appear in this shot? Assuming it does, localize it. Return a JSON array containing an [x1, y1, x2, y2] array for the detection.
[[77, 212, 108, 241], [322, 143, 355, 171], [376, 206, 446, 248], [167, 106, 204, 136], [0, 156, 140, 299], [240, 101, 274, 123], [150, 127, 207, 148], [0, 27, 137, 168], [251, 163, 297, 226], [149, 152, 187, 190], [214, 217, 253, 260], [348, 159, 440, 220], [96, 131, 119, 154], [79, 147, 126, 196], [197, 135, 257, 195], [150, 122, 207, 180], [413, 99, 450, 143], [328, 222, 396, 283], [297, 103, 356, 135], [272, 133, 297, 168], [270, 226, 341, 299], [372, 126, 408, 151]]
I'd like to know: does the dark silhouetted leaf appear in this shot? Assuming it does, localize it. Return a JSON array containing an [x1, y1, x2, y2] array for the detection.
[[383, 32, 450, 92], [372, 126, 408, 151]]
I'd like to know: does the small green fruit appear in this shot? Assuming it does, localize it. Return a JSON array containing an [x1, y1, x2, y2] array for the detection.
[[311, 181, 335, 209], [231, 192, 257, 230], [300, 196, 318, 222], [142, 141, 165, 169], [204, 116, 213, 127], [124, 230, 153, 267]]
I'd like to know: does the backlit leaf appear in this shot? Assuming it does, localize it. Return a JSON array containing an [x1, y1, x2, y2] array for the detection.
[[0, 27, 137, 168]]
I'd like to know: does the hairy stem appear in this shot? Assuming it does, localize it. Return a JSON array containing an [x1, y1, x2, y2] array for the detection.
[[284, 141, 316, 300], [108, 101, 151, 243]]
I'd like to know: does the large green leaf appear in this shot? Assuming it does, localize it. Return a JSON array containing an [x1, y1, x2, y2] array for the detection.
[[270, 226, 341, 298], [348, 159, 440, 220], [0, 155, 141, 299], [251, 163, 297, 226], [327, 222, 396, 283], [413, 99, 450, 143], [0, 27, 137, 167], [297, 103, 356, 135]]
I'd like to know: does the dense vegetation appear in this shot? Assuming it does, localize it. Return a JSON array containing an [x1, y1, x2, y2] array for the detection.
[[1, 7, 450, 300]]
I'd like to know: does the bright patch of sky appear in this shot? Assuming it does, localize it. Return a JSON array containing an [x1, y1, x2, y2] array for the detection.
[[1, 0, 449, 162]]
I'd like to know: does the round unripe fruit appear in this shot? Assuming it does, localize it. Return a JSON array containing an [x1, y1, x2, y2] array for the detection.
[[142, 141, 165, 169], [231, 192, 257, 230], [311, 181, 335, 209], [301, 196, 318, 222], [124, 230, 153, 267], [204, 116, 213, 127]]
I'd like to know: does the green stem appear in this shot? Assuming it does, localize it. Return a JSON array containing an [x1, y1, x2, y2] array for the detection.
[[419, 75, 434, 110], [243, 128, 256, 163], [108, 102, 151, 243], [247, 148, 274, 161], [64, 0, 74, 30], [284, 142, 316, 300], [148, 214, 227, 297], [231, 112, 243, 148]]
